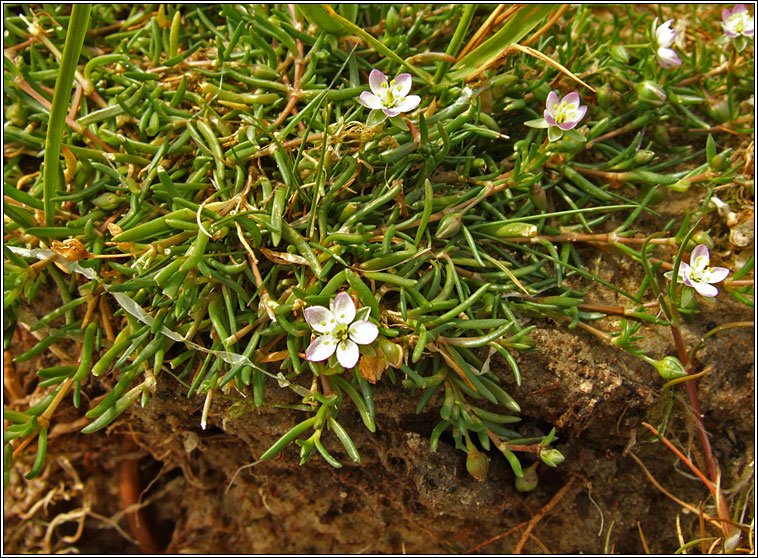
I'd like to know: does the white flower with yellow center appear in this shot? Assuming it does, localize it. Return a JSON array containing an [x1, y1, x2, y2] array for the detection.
[[723, 4, 754, 37], [358, 69, 421, 117], [304, 292, 379, 369], [667, 244, 731, 298], [655, 19, 682, 68]]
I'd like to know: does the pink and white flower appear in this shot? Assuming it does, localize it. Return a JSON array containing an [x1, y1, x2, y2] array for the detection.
[[544, 91, 587, 131], [358, 69, 421, 117], [722, 4, 754, 37], [655, 19, 682, 68], [304, 292, 379, 369], [670, 244, 731, 298]]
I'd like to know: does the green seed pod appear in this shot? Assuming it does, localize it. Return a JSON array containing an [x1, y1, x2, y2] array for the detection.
[[466, 446, 489, 482], [436, 213, 462, 239], [378, 339, 403, 369], [688, 231, 715, 251], [597, 82, 613, 111], [515, 462, 539, 492], [531, 182, 547, 210], [706, 96, 730, 124], [637, 81, 667, 106], [651, 124, 670, 147], [709, 152, 729, 172], [654, 356, 688, 380], [634, 149, 655, 165], [494, 222, 538, 238], [610, 44, 630, 64], [92, 192, 124, 211], [539, 448, 565, 467]]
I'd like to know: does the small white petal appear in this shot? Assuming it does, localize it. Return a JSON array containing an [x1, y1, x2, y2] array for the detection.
[[336, 339, 360, 369], [331, 292, 356, 325], [393, 73, 413, 98], [677, 261, 693, 280], [359, 91, 385, 110], [368, 69, 387, 96], [349, 320, 379, 346], [693, 281, 719, 298], [702, 267, 730, 284], [306, 334, 338, 362], [393, 95, 421, 113], [657, 47, 681, 68], [690, 245, 710, 272], [304, 306, 336, 334]]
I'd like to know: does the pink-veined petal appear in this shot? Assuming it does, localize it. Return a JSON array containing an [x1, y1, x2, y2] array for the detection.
[[393, 73, 413, 98], [657, 47, 681, 68], [744, 20, 754, 35], [563, 91, 580, 107], [331, 292, 356, 325], [703, 266, 730, 284], [656, 20, 677, 48], [724, 27, 739, 37], [368, 69, 387, 95], [558, 120, 579, 131], [304, 306, 336, 334], [359, 91, 384, 110], [733, 4, 748, 15], [574, 104, 588, 122], [544, 110, 557, 126], [306, 334, 338, 362], [393, 95, 420, 113], [693, 280, 719, 298], [723, 7, 733, 21], [546, 91, 560, 112], [382, 107, 401, 117], [336, 339, 360, 369], [690, 244, 710, 272], [349, 320, 379, 346], [677, 260, 693, 279]]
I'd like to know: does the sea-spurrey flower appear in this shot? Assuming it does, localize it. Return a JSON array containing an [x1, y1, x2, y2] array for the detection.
[[667, 244, 730, 298], [543, 91, 587, 141], [723, 4, 754, 37], [358, 69, 421, 117], [655, 19, 682, 68], [304, 292, 379, 369]]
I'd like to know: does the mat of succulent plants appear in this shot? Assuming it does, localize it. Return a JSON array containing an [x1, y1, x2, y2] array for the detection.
[[2, 4, 755, 554]]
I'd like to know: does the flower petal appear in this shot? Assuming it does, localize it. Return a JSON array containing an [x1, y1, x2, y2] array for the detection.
[[306, 334, 338, 362], [304, 306, 336, 334], [393, 95, 420, 113], [368, 69, 387, 96], [657, 47, 681, 68], [656, 19, 677, 48], [574, 104, 588, 122], [331, 292, 356, 325], [336, 339, 360, 369], [393, 73, 413, 98], [558, 120, 579, 131], [544, 110, 557, 126], [382, 107, 401, 117], [693, 281, 719, 298], [546, 91, 560, 112], [733, 4, 747, 14], [563, 91, 580, 107], [690, 244, 710, 272], [677, 260, 693, 279], [349, 320, 379, 346], [703, 266, 730, 284], [359, 91, 384, 110], [723, 7, 733, 21]]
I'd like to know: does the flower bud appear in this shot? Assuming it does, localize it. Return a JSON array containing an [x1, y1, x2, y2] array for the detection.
[[597, 82, 613, 111], [653, 356, 688, 380], [515, 462, 539, 492], [494, 222, 538, 238], [539, 448, 565, 467], [610, 44, 630, 64], [651, 124, 670, 146], [385, 6, 400, 34], [466, 446, 489, 482], [436, 213, 462, 239], [637, 81, 667, 106]]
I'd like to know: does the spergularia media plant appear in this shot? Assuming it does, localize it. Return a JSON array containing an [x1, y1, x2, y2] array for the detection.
[[722, 4, 754, 37], [526, 90, 588, 142], [305, 292, 379, 369], [654, 19, 683, 68]]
